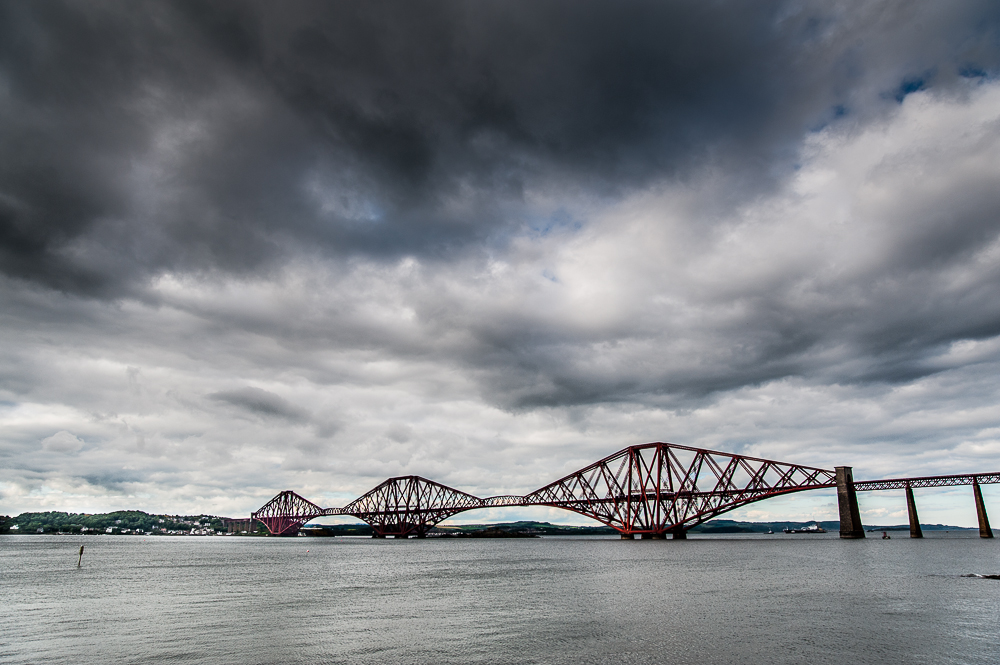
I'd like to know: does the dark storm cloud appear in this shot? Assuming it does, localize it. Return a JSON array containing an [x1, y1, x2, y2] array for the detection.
[[3, 0, 999, 295], [4, 2, 1000, 520], [82, 470, 145, 493], [209, 387, 309, 422]]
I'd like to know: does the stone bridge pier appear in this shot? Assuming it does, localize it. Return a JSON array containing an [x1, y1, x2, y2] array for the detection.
[[837, 468, 997, 539]]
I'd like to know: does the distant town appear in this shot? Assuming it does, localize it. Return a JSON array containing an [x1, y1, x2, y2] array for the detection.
[[0, 511, 975, 537], [0, 511, 260, 536]]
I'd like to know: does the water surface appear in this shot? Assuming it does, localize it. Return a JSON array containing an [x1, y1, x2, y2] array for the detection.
[[1, 533, 997, 664]]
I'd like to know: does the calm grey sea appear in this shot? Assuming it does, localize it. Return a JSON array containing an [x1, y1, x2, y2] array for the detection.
[[1, 532, 997, 664]]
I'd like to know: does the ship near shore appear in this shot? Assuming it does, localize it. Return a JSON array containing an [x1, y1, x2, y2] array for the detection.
[[783, 523, 827, 534]]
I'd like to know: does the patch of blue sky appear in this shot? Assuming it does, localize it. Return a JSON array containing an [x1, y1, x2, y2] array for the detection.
[[958, 64, 989, 79], [808, 104, 850, 133], [893, 71, 934, 102], [333, 198, 384, 225], [305, 173, 384, 224], [524, 207, 584, 238]]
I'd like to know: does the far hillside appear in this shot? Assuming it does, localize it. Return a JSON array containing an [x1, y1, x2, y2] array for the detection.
[[2, 511, 265, 535]]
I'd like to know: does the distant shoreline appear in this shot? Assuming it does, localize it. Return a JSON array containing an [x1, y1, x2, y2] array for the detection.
[[1, 511, 977, 537]]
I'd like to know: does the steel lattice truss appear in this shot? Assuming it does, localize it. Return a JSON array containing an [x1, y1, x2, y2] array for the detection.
[[251, 443, 836, 536], [523, 443, 836, 536], [854, 472, 1000, 491], [250, 442, 1000, 536], [251, 490, 323, 536], [331, 476, 484, 537]]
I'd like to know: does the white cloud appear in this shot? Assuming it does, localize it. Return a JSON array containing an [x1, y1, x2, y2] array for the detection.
[[2, 16, 1000, 531], [40, 430, 85, 453]]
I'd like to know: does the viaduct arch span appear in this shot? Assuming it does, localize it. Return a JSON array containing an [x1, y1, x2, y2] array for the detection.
[[251, 442, 999, 539]]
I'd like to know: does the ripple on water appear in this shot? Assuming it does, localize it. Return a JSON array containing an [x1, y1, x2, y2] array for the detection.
[[1, 534, 998, 665]]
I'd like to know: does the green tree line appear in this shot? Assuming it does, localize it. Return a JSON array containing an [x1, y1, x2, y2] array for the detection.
[[6, 510, 233, 534]]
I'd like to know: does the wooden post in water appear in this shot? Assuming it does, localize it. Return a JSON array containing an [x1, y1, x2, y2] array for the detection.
[[905, 483, 922, 538], [973, 479, 994, 538], [77, 545, 84, 568]]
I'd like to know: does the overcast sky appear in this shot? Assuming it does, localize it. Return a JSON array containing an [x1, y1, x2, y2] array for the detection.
[[2, 1, 1000, 527]]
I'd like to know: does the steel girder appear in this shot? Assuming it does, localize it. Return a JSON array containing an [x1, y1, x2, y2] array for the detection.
[[251, 443, 838, 536], [336, 476, 483, 537], [251, 490, 323, 536], [523, 443, 836, 536], [854, 472, 1000, 491], [249, 443, 1000, 537]]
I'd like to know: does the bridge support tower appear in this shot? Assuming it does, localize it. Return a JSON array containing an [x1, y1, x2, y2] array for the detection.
[[905, 483, 922, 538], [973, 479, 994, 538], [836, 466, 865, 539]]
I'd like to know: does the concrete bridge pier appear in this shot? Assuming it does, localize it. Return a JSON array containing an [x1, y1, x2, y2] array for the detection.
[[905, 483, 923, 538], [670, 527, 687, 540], [836, 466, 865, 539], [973, 479, 994, 538], [620, 533, 635, 539]]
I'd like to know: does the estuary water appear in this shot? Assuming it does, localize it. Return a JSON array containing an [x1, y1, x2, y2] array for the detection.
[[1, 532, 997, 665]]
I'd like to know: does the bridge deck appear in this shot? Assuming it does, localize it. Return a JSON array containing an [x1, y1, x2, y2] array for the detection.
[[854, 472, 1000, 491]]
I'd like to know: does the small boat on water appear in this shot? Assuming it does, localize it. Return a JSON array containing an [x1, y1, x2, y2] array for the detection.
[[782, 523, 827, 534]]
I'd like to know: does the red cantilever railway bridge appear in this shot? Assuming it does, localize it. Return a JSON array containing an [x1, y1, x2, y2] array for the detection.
[[251, 442, 999, 539]]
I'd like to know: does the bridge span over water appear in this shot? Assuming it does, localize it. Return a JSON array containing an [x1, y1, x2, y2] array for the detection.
[[252, 442, 998, 540]]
